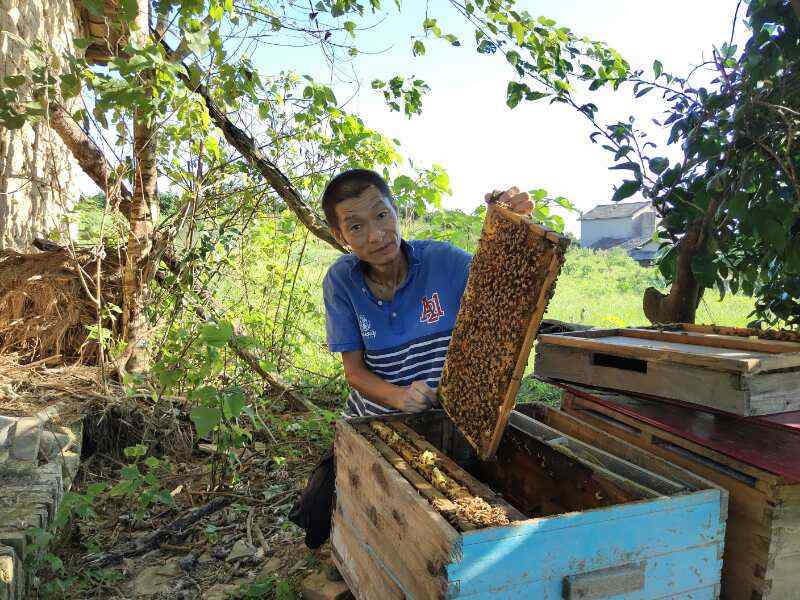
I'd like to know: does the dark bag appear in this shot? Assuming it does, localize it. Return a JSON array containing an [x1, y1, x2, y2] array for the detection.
[[288, 445, 335, 549]]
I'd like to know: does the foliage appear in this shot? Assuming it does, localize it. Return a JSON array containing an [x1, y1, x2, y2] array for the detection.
[[109, 444, 175, 519], [464, 0, 800, 326]]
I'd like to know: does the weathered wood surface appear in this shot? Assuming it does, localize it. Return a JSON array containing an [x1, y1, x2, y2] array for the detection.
[[561, 388, 800, 600], [439, 204, 568, 459], [538, 327, 800, 373], [388, 421, 527, 522], [333, 420, 459, 600], [535, 335, 800, 416]]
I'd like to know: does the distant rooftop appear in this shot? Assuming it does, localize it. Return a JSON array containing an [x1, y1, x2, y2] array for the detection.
[[590, 236, 654, 251], [580, 201, 651, 220]]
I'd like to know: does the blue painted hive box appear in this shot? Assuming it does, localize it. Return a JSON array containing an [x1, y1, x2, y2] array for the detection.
[[331, 405, 728, 599]]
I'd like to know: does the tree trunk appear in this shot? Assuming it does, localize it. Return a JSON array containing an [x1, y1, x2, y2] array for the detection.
[[643, 222, 705, 324], [122, 0, 158, 373]]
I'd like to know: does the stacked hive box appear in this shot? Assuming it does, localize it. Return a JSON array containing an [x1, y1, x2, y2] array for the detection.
[[534, 325, 800, 599]]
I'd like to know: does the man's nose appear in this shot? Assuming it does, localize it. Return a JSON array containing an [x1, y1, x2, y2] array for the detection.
[[368, 227, 385, 243]]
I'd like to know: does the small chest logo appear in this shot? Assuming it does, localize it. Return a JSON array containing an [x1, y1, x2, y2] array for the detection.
[[358, 315, 376, 338], [420, 292, 445, 324]]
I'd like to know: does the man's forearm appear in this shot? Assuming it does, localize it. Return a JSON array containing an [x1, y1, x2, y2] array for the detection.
[[344, 366, 403, 411]]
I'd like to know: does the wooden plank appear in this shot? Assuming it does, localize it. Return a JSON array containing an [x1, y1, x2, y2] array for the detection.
[[516, 404, 722, 495], [453, 492, 724, 598], [681, 323, 800, 344], [388, 421, 527, 522], [748, 371, 800, 414], [353, 424, 476, 532], [538, 331, 770, 373], [333, 420, 459, 600], [508, 412, 682, 497], [536, 344, 750, 415], [623, 327, 800, 355], [560, 385, 800, 483], [439, 203, 568, 460], [331, 505, 404, 600], [473, 423, 642, 518]]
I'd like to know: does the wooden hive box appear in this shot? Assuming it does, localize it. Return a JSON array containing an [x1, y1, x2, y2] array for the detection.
[[535, 325, 800, 416], [556, 384, 800, 600], [331, 408, 727, 599]]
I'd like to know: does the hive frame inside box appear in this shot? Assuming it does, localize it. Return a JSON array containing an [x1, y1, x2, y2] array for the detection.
[[558, 388, 800, 600], [331, 408, 727, 600], [535, 324, 800, 416], [439, 204, 569, 460]]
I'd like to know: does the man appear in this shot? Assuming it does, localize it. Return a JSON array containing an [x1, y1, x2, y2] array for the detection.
[[322, 168, 533, 416], [289, 169, 533, 552]]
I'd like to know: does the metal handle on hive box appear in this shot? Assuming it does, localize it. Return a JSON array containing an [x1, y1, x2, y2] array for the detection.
[[562, 562, 646, 599]]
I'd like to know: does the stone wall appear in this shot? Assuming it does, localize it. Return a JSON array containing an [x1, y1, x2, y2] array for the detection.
[[0, 0, 86, 251]]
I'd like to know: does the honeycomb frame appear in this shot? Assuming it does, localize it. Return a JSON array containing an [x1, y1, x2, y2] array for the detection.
[[438, 203, 569, 460]]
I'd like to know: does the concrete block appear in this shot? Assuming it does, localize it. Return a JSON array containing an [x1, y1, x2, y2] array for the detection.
[[10, 418, 40, 463], [0, 534, 25, 565], [0, 419, 16, 449], [0, 544, 22, 600], [300, 570, 353, 600]]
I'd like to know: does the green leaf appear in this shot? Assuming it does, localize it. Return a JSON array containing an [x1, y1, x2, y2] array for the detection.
[[144, 456, 161, 469], [191, 406, 221, 439], [223, 388, 246, 420], [611, 180, 641, 202], [343, 21, 356, 37], [123, 444, 147, 458], [412, 40, 425, 56], [120, 0, 137, 21], [185, 29, 210, 56], [649, 157, 669, 175], [511, 21, 525, 45], [653, 59, 663, 78], [3, 75, 26, 88], [200, 321, 233, 347], [73, 37, 92, 50], [81, 0, 104, 17]]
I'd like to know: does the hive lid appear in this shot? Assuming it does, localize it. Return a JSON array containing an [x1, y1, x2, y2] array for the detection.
[[438, 204, 569, 460]]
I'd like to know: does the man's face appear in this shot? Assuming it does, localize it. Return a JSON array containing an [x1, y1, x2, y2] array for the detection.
[[332, 185, 402, 267]]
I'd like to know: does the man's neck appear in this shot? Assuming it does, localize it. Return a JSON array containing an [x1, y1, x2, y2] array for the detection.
[[365, 247, 408, 299]]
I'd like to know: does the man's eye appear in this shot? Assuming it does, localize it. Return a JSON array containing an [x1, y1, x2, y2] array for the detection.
[[377, 211, 388, 219], [350, 224, 361, 232]]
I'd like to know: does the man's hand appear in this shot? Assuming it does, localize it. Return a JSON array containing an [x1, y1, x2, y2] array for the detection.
[[393, 380, 437, 413], [485, 186, 534, 216]]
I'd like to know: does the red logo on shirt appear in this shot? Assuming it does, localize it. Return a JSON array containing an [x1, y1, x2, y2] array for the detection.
[[420, 292, 445, 324]]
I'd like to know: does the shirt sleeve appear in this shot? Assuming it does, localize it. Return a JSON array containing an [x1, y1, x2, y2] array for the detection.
[[323, 270, 364, 353]]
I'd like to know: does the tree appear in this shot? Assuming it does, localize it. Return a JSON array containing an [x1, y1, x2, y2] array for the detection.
[[466, 0, 800, 327]]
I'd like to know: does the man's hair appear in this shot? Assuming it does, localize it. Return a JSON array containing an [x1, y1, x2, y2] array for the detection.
[[321, 169, 393, 229]]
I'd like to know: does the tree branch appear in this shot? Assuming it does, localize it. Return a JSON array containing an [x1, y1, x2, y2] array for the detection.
[[160, 40, 345, 254]]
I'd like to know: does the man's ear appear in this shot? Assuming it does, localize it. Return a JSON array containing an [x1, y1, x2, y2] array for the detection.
[[331, 226, 349, 250]]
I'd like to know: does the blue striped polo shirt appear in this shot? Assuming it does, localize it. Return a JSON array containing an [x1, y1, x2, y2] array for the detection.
[[323, 239, 472, 416]]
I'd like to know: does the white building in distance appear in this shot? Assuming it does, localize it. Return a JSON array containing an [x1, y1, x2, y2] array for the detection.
[[579, 201, 660, 265]]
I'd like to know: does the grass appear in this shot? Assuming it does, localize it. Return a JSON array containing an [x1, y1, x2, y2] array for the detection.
[[300, 237, 757, 407]]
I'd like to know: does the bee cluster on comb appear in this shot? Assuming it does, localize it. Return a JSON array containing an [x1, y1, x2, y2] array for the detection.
[[438, 203, 569, 459]]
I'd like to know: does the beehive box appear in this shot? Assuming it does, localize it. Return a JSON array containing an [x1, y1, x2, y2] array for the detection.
[[331, 408, 727, 600], [556, 384, 800, 600], [439, 203, 568, 459], [535, 325, 800, 416]]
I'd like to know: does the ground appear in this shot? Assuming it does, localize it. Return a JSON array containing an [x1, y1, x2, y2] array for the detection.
[[30, 400, 337, 600]]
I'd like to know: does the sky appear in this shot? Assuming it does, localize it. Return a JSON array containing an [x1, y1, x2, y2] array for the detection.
[[276, 0, 746, 236]]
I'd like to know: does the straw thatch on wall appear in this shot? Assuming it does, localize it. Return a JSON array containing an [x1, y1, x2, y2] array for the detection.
[[0, 248, 123, 363]]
